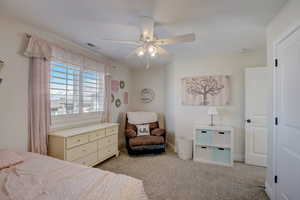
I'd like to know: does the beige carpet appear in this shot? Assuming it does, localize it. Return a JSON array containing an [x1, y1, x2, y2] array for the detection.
[[96, 149, 268, 200]]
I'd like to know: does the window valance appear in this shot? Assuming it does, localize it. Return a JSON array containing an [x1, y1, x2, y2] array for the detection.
[[24, 35, 108, 73], [24, 36, 52, 60]]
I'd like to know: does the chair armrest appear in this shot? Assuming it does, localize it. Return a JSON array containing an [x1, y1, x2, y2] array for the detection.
[[125, 129, 137, 138], [151, 128, 166, 136]]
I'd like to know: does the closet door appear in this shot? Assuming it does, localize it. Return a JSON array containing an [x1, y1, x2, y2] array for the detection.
[[275, 26, 300, 200]]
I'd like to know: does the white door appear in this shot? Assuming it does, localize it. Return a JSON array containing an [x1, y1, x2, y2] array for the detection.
[[245, 67, 268, 167], [275, 26, 300, 200]]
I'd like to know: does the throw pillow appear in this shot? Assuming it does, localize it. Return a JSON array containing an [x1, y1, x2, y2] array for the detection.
[[136, 124, 150, 136]]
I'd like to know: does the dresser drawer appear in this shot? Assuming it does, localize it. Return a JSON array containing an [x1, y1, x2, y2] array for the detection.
[[106, 126, 118, 136], [73, 152, 98, 166], [195, 132, 212, 145], [88, 129, 106, 142], [194, 146, 213, 161], [98, 145, 116, 161], [66, 134, 89, 149], [66, 141, 97, 161], [212, 131, 230, 146], [103, 145, 116, 159], [105, 134, 117, 146], [212, 147, 231, 165], [98, 135, 117, 148], [98, 138, 105, 149]]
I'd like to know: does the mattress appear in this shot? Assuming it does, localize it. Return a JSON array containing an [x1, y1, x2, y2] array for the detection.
[[0, 151, 148, 200]]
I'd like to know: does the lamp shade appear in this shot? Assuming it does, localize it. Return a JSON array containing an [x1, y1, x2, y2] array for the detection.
[[207, 107, 218, 115]]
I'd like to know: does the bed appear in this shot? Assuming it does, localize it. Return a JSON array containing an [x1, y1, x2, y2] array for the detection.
[[0, 150, 148, 200]]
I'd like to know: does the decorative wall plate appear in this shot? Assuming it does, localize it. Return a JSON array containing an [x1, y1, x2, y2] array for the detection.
[[115, 98, 122, 108], [120, 80, 125, 89], [140, 88, 155, 103]]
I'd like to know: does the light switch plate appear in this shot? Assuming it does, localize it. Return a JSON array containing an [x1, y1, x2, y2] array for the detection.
[[0, 60, 3, 72]]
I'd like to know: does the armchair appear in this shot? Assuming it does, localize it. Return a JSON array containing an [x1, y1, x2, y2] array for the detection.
[[122, 112, 166, 155]]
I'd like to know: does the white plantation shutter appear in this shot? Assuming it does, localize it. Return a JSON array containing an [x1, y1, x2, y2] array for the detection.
[[49, 60, 105, 116], [50, 61, 80, 115], [81, 69, 105, 113]]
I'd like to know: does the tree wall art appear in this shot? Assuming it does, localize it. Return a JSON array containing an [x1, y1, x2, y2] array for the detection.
[[181, 75, 230, 106]]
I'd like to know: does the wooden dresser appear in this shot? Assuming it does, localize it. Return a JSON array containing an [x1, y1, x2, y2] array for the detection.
[[48, 123, 119, 167]]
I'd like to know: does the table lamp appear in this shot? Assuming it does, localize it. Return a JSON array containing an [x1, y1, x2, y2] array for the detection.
[[208, 107, 218, 126]]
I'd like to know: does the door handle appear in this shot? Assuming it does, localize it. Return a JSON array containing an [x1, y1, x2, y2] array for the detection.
[[246, 119, 251, 123]]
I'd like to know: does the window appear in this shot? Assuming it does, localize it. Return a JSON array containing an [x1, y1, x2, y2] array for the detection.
[[50, 61, 105, 116], [81, 69, 105, 113]]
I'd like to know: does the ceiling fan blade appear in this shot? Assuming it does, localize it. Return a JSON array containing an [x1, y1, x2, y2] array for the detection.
[[140, 16, 154, 41], [155, 33, 196, 45], [102, 39, 141, 45], [156, 46, 171, 56], [126, 47, 143, 58]]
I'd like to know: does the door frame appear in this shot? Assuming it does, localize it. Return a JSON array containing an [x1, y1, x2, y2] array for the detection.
[[272, 23, 300, 200]]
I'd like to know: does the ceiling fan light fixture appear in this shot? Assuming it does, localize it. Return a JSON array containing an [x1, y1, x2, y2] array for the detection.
[[138, 49, 145, 56], [150, 52, 157, 57], [148, 46, 155, 53]]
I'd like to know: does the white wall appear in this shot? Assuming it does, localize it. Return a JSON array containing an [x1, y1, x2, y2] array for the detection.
[[0, 16, 132, 151], [165, 63, 176, 135], [111, 65, 132, 123], [265, 0, 300, 197], [130, 67, 165, 113], [165, 50, 266, 160]]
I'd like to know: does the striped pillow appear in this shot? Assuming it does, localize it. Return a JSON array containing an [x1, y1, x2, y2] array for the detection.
[[0, 149, 24, 170]]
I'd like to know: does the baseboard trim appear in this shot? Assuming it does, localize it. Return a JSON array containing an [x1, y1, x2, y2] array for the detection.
[[234, 153, 245, 162], [265, 181, 273, 200]]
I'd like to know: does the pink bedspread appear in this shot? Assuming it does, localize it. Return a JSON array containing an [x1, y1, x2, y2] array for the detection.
[[0, 152, 148, 200]]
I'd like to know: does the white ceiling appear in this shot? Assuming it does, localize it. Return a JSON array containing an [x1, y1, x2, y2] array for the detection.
[[0, 0, 287, 68]]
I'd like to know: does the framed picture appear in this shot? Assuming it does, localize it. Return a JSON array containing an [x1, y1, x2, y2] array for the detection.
[[181, 75, 230, 106]]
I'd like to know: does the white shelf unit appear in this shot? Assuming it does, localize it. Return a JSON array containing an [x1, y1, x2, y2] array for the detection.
[[193, 125, 234, 167]]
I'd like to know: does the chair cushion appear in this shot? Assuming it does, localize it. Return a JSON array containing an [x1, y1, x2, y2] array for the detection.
[[129, 136, 164, 147], [125, 129, 137, 138], [151, 128, 166, 136]]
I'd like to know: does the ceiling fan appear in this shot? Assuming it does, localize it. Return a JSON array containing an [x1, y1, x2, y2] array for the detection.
[[102, 17, 196, 69]]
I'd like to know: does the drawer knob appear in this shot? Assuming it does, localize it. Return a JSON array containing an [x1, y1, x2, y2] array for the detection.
[[82, 149, 86, 151], [77, 139, 81, 142]]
